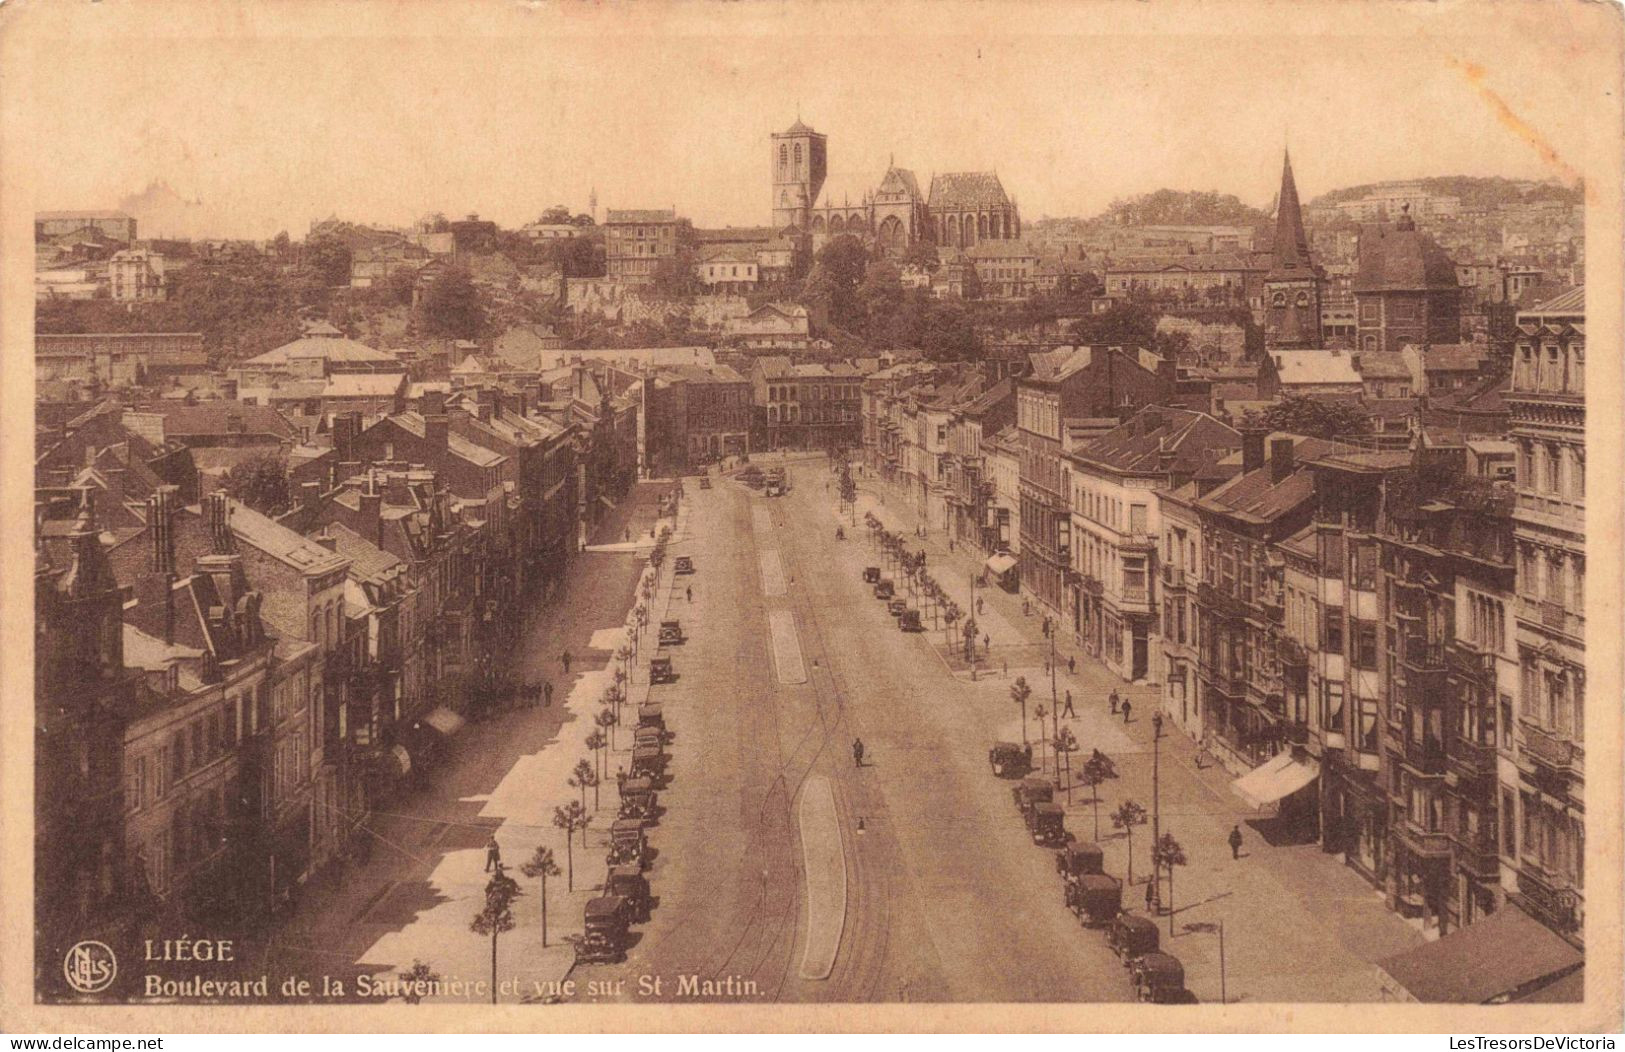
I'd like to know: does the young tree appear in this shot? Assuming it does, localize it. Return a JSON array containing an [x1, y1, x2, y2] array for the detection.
[[1033, 703, 1050, 772], [585, 729, 607, 780], [219, 453, 291, 516], [1112, 800, 1149, 885], [1079, 755, 1110, 841], [570, 757, 598, 811], [1153, 833, 1188, 934], [469, 869, 520, 1005], [520, 846, 562, 947], [1010, 676, 1033, 744], [596, 705, 618, 752], [552, 802, 590, 890], [395, 959, 441, 1005]]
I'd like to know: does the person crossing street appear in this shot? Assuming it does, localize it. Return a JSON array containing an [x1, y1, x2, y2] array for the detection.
[[852, 738, 865, 768], [485, 835, 501, 873], [1062, 690, 1076, 718], [1229, 825, 1244, 860]]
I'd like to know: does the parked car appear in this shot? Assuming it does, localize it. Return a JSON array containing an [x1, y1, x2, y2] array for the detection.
[[873, 578, 895, 599], [899, 608, 922, 631], [650, 651, 676, 684], [576, 896, 630, 963], [988, 741, 1033, 778], [886, 598, 908, 617], [862, 566, 881, 584], [658, 619, 685, 645]]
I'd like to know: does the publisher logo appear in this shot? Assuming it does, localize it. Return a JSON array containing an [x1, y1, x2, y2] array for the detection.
[[63, 940, 117, 994]]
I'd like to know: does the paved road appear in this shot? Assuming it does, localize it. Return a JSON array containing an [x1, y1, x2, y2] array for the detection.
[[593, 458, 1134, 1003]]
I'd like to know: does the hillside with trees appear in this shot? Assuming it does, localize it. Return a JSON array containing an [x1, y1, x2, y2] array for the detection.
[[1309, 176, 1582, 210], [1098, 189, 1271, 229]]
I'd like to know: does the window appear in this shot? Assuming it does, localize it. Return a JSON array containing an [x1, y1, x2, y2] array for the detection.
[[1357, 696, 1379, 752], [1499, 693, 1514, 750], [1354, 624, 1378, 669], [1321, 680, 1345, 733], [1323, 608, 1344, 653], [1545, 444, 1562, 495], [172, 735, 186, 781], [1570, 344, 1584, 394]]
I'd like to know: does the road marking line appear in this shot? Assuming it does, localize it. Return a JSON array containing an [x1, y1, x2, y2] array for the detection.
[[797, 775, 846, 981], [768, 608, 807, 684]]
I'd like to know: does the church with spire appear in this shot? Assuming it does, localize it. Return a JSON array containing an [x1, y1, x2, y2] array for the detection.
[[1262, 149, 1326, 350]]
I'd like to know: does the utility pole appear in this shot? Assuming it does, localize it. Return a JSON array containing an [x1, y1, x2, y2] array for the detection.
[[1218, 919, 1227, 1005]]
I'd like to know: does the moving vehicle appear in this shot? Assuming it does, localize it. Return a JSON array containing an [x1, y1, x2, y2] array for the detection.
[[873, 578, 895, 600], [1030, 801, 1069, 847], [899, 608, 922, 632], [674, 556, 695, 575], [658, 619, 685, 646], [886, 598, 908, 618], [631, 744, 665, 780], [605, 865, 652, 923], [1013, 776, 1053, 818], [764, 469, 786, 496], [1067, 873, 1123, 927], [608, 818, 648, 868], [1107, 913, 1160, 965], [988, 741, 1033, 778], [862, 566, 881, 584], [649, 651, 676, 684], [618, 777, 657, 820], [576, 896, 630, 964], [1056, 841, 1105, 880], [698, 476, 712, 490], [1132, 952, 1191, 1003]]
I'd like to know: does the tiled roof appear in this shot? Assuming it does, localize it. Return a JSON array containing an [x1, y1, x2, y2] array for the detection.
[[1199, 436, 1360, 522], [391, 412, 506, 467], [1423, 343, 1487, 372], [319, 521, 405, 584], [242, 336, 400, 367], [1272, 350, 1361, 386], [323, 373, 405, 397], [1522, 284, 1584, 316], [605, 209, 678, 225], [1107, 252, 1263, 274], [877, 167, 923, 200], [1355, 351, 1413, 379], [1075, 407, 1240, 475], [229, 498, 349, 575], [928, 172, 1011, 211], [147, 401, 297, 439]]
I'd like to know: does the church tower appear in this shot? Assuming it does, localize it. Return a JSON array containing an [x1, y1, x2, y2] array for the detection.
[[771, 118, 827, 231], [1263, 149, 1324, 350]]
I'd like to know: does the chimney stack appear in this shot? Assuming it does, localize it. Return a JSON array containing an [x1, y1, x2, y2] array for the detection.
[[205, 491, 233, 553], [1242, 428, 1267, 474], [1270, 437, 1296, 482], [333, 411, 362, 463], [360, 472, 383, 546], [148, 485, 176, 575]]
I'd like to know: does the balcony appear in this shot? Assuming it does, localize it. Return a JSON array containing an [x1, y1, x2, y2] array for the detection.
[[1447, 640, 1498, 682], [1198, 581, 1249, 622], [1161, 565, 1187, 591], [1120, 531, 1157, 553], [1400, 735, 1448, 776], [1119, 587, 1152, 613], [1517, 864, 1583, 938], [1400, 629, 1446, 672], [1394, 816, 1453, 859], [1520, 720, 1581, 776], [1200, 660, 1248, 698], [1519, 597, 1583, 640], [1262, 598, 1284, 624], [1280, 637, 1309, 668], [1451, 829, 1502, 882], [1446, 733, 1498, 783]]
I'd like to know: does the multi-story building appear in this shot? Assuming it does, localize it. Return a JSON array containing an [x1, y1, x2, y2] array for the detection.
[[36, 210, 137, 242], [968, 240, 1040, 300], [1068, 407, 1239, 682], [945, 380, 1015, 555], [1505, 286, 1586, 944], [109, 248, 168, 302], [1103, 252, 1267, 308], [1016, 346, 1171, 621], [983, 425, 1023, 558], [751, 358, 862, 453], [604, 209, 690, 285], [1353, 210, 1463, 355]]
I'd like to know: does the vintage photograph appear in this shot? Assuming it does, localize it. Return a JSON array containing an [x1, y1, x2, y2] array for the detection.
[[4, 0, 1620, 1032]]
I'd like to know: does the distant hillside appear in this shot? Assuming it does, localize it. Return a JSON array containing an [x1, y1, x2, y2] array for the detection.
[[1098, 189, 1272, 229], [1309, 176, 1581, 210]]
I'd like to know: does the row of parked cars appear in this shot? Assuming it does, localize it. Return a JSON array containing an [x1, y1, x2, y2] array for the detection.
[[576, 569, 693, 964], [997, 755, 1196, 1003], [861, 566, 924, 632]]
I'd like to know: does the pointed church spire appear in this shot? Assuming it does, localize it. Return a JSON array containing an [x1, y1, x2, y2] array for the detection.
[[1269, 148, 1314, 278]]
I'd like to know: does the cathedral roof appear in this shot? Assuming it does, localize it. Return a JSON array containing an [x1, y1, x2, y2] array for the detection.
[[1353, 215, 1459, 293], [928, 172, 1012, 211], [783, 118, 817, 136], [877, 167, 923, 201]]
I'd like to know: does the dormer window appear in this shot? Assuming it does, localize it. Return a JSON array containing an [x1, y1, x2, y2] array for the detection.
[[1272, 292, 1287, 308]]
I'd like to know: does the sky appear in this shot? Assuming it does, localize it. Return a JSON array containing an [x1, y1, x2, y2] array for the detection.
[[10, 0, 1613, 240]]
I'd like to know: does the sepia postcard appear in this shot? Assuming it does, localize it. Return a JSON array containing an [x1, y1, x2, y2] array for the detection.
[[1, 0, 1620, 1034]]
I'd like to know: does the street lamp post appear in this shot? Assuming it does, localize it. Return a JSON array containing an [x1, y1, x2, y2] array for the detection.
[[1151, 710, 1164, 913]]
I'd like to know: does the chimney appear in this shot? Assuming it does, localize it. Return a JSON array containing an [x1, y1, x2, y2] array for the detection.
[[1242, 428, 1267, 474], [385, 475, 411, 506], [333, 411, 362, 463], [148, 486, 177, 575], [1270, 437, 1296, 482], [475, 388, 495, 423], [360, 473, 383, 546], [313, 531, 338, 552], [301, 480, 321, 508], [205, 491, 233, 553], [420, 389, 446, 417], [225, 411, 245, 435]]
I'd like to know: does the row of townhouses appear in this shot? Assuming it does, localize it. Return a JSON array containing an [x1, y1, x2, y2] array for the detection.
[[858, 288, 1585, 951]]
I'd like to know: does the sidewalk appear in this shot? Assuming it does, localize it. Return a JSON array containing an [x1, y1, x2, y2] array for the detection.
[[851, 470, 1425, 1003]]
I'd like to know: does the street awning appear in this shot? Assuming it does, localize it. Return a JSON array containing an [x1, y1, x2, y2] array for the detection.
[[1231, 751, 1319, 809], [420, 706, 466, 738], [1379, 903, 1583, 1003], [389, 744, 413, 776], [986, 554, 1017, 575]]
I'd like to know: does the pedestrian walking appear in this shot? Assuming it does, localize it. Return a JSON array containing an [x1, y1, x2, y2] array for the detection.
[[1068, 655, 1077, 676], [617, 766, 627, 792], [1229, 825, 1244, 860], [1109, 689, 1120, 714], [561, 650, 572, 674], [982, 633, 991, 655], [544, 681, 553, 707], [485, 836, 501, 873], [976, 597, 984, 615], [1062, 691, 1076, 718], [686, 586, 693, 603], [852, 738, 865, 768], [624, 528, 630, 542], [1121, 698, 1133, 724], [1002, 659, 1008, 677]]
